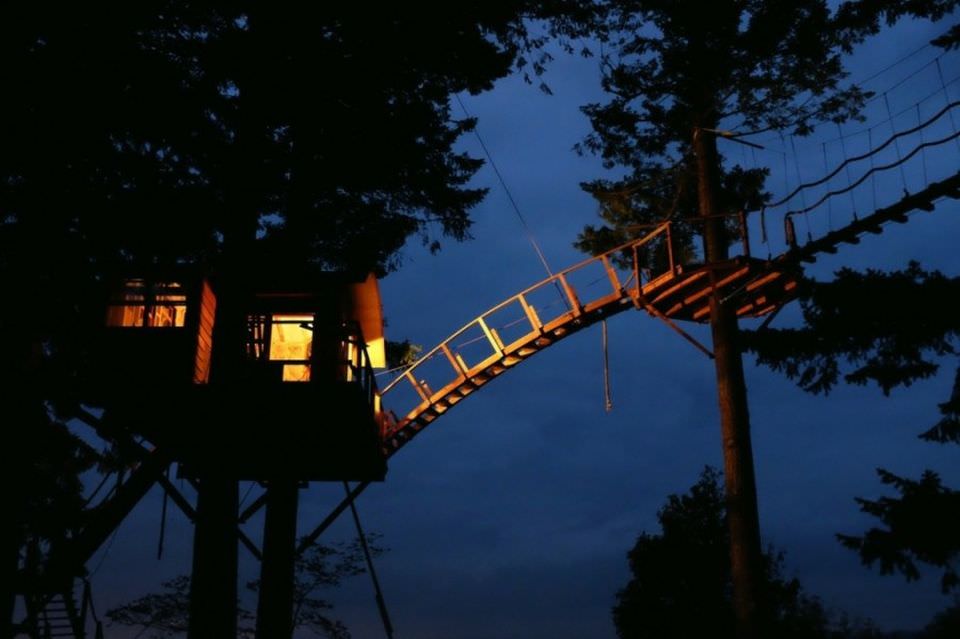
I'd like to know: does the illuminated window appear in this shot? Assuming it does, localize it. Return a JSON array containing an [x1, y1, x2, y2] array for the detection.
[[268, 314, 313, 382], [106, 280, 187, 328]]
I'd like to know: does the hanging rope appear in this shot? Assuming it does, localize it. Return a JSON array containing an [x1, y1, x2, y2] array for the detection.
[[759, 206, 769, 253], [157, 466, 170, 560], [344, 482, 394, 639], [602, 319, 613, 412]]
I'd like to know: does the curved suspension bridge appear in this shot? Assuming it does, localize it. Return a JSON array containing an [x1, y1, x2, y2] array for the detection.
[[377, 96, 960, 459]]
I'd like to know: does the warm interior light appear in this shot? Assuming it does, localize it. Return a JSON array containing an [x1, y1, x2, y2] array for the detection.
[[193, 280, 216, 384], [106, 280, 187, 327], [269, 314, 313, 382]]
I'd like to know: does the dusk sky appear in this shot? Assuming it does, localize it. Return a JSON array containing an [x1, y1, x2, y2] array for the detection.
[[80, 13, 960, 638]]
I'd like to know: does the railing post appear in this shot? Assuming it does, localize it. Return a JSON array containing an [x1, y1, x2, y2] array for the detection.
[[517, 294, 543, 333], [405, 370, 429, 402], [665, 223, 676, 272], [477, 318, 504, 353], [440, 343, 466, 374], [556, 274, 582, 314], [600, 255, 622, 293]]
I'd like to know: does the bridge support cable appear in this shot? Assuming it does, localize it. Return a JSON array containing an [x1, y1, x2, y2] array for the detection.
[[344, 482, 395, 639]]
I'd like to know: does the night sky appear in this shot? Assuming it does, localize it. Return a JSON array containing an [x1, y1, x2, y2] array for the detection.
[[81, 14, 960, 638]]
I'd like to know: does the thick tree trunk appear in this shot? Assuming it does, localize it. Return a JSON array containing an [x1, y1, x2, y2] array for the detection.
[[188, 475, 239, 639], [693, 127, 767, 639], [255, 481, 300, 639], [188, 7, 264, 636]]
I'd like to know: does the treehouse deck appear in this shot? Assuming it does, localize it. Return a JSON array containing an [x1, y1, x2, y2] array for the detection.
[[104, 381, 385, 481]]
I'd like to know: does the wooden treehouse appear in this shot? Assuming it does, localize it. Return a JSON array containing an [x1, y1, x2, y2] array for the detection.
[[89, 268, 387, 481]]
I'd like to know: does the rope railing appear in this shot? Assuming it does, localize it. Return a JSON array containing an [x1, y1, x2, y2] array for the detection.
[[768, 100, 960, 210]]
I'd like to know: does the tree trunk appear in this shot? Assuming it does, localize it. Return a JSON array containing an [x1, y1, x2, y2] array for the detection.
[[255, 480, 300, 639], [187, 6, 263, 635], [693, 127, 767, 639], [188, 475, 239, 639]]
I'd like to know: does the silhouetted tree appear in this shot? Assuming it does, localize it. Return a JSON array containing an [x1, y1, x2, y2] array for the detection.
[[614, 467, 863, 639], [107, 537, 381, 639], [572, 2, 932, 635], [921, 599, 960, 637], [730, 0, 960, 605], [743, 264, 960, 594]]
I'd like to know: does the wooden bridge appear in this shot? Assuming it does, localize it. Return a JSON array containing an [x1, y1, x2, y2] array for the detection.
[[377, 171, 960, 457]]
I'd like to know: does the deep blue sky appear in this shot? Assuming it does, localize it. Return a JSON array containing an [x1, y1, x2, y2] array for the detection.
[[84, 14, 960, 639]]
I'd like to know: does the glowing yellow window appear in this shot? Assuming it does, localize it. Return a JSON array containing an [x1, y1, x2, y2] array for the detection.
[[106, 280, 187, 327], [269, 314, 313, 382]]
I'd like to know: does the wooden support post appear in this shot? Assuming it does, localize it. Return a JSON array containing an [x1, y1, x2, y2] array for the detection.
[[441, 343, 466, 375], [188, 475, 238, 639], [518, 295, 543, 332], [601, 255, 622, 292], [477, 318, 504, 353], [556, 274, 582, 314], [405, 370, 429, 402], [255, 480, 299, 639]]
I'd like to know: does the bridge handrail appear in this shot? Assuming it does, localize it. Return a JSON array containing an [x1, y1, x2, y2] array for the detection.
[[380, 221, 673, 396]]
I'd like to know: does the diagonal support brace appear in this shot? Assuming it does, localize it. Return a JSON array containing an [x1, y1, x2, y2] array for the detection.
[[631, 292, 714, 359], [296, 481, 371, 556]]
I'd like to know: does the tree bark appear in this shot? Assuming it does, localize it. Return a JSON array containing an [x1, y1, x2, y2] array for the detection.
[[255, 480, 300, 639], [188, 475, 239, 639], [693, 127, 767, 639]]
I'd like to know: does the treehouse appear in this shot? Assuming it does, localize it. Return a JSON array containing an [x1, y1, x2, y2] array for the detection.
[[98, 273, 216, 390], [91, 269, 387, 481]]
